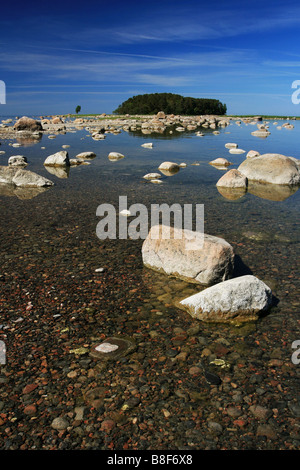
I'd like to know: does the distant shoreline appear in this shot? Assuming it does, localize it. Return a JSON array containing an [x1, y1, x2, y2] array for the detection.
[[0, 113, 298, 120]]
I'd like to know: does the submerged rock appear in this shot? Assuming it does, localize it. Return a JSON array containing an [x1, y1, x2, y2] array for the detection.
[[142, 225, 235, 285], [251, 129, 271, 138], [90, 336, 136, 361], [179, 275, 272, 322]]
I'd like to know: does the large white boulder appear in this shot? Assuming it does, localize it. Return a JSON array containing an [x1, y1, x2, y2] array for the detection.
[[0, 166, 54, 187], [238, 153, 300, 185], [12, 169, 54, 187], [179, 275, 272, 322], [142, 225, 234, 285], [44, 151, 70, 167]]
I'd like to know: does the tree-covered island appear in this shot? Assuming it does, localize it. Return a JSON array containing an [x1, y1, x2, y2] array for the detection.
[[113, 93, 227, 115]]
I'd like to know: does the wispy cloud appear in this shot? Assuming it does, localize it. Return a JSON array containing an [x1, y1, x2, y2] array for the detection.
[[62, 5, 300, 46]]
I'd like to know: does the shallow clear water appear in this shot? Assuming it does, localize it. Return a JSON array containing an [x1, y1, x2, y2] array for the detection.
[[0, 117, 299, 450]]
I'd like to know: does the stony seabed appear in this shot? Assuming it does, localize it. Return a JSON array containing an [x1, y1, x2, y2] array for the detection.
[[0, 113, 299, 451]]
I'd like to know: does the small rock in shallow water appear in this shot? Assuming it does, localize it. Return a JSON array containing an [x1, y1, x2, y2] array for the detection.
[[143, 173, 162, 180], [51, 417, 69, 430], [95, 343, 119, 353], [141, 143, 153, 148], [119, 209, 132, 216], [203, 369, 222, 385]]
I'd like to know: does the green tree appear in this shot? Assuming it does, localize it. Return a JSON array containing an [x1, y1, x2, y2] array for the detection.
[[75, 105, 81, 114]]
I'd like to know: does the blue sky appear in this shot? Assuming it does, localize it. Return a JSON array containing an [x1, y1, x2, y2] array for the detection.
[[1, 0, 300, 116]]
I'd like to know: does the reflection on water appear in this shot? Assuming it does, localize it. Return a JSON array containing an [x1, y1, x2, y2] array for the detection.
[[217, 186, 247, 200], [44, 165, 70, 179], [247, 181, 299, 201], [15, 132, 43, 147], [0, 183, 51, 199]]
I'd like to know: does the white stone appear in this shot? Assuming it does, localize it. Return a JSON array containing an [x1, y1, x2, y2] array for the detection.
[[141, 143, 153, 148], [158, 161, 180, 171], [75, 151, 96, 159], [209, 158, 231, 167], [95, 343, 119, 353], [150, 179, 163, 184], [180, 275, 272, 322], [229, 148, 246, 154], [225, 143, 238, 149], [246, 150, 260, 159], [119, 209, 132, 216], [108, 152, 125, 160], [44, 151, 70, 167], [251, 130, 271, 137], [143, 173, 162, 180]]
